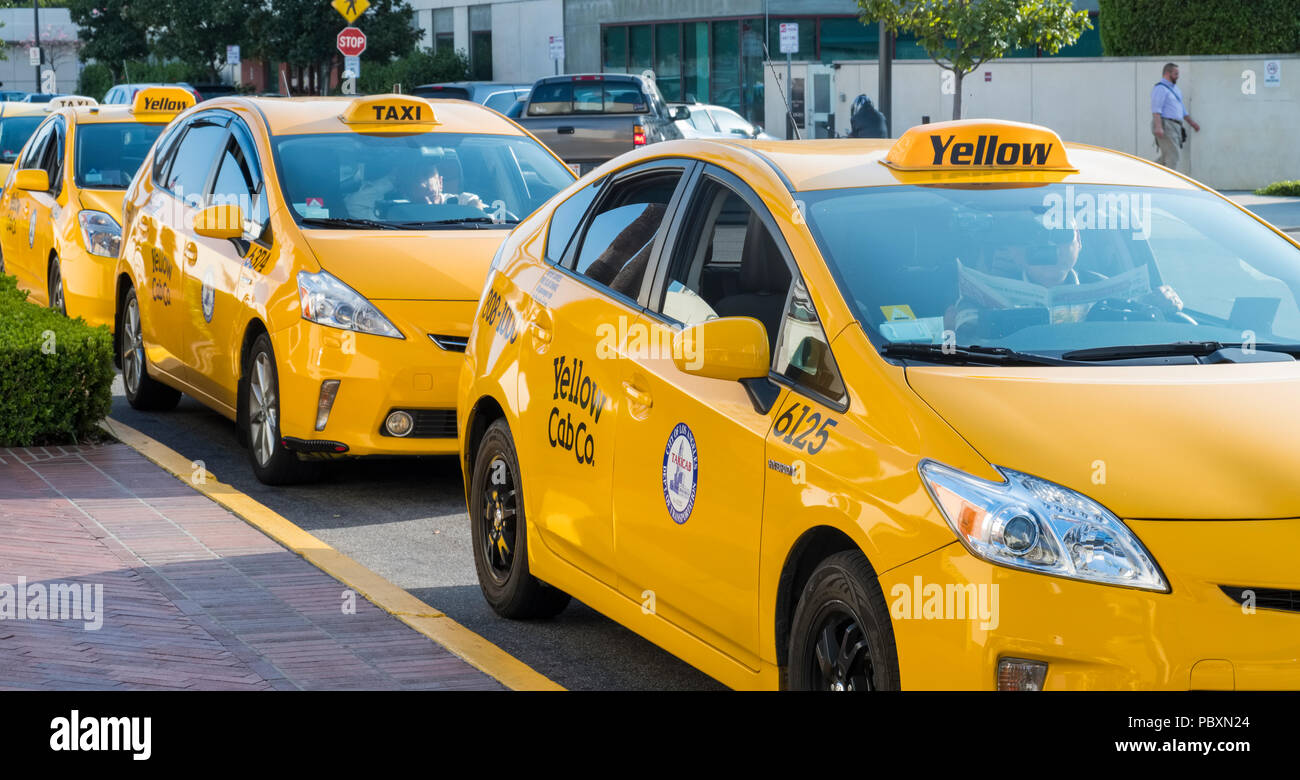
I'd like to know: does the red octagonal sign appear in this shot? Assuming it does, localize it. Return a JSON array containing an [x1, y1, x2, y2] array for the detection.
[[337, 26, 367, 57]]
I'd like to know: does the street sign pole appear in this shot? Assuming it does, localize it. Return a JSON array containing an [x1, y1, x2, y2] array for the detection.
[[878, 21, 893, 137], [32, 0, 41, 91]]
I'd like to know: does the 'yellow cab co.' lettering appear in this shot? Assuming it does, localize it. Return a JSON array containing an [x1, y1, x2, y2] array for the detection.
[[929, 134, 1053, 167], [372, 103, 422, 121], [548, 355, 605, 466]]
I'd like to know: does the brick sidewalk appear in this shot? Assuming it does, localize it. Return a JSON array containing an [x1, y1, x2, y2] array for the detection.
[[0, 442, 502, 690]]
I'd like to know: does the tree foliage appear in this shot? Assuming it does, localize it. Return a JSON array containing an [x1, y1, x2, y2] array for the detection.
[[1098, 0, 1300, 56], [858, 0, 1091, 118], [357, 47, 469, 94]]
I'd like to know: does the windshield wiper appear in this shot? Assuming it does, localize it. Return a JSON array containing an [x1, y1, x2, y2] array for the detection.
[[395, 217, 518, 229], [881, 342, 1071, 366], [1062, 341, 1300, 362], [299, 217, 405, 230]]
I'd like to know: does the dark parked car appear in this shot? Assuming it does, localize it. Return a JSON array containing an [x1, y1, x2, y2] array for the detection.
[[410, 81, 532, 114]]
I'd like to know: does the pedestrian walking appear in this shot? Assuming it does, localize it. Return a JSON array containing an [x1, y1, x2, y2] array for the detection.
[[1150, 63, 1200, 170]]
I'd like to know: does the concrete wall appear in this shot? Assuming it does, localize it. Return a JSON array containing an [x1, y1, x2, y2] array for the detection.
[[492, 0, 565, 82], [0, 8, 81, 95], [767, 54, 1300, 190]]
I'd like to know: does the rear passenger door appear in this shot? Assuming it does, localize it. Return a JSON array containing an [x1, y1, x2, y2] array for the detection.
[[610, 166, 794, 670], [515, 159, 691, 588]]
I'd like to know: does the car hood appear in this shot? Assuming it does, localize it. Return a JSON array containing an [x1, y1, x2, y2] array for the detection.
[[302, 229, 504, 301], [77, 189, 127, 224], [905, 362, 1300, 520]]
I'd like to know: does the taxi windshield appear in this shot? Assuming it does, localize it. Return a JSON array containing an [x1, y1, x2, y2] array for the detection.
[[0, 115, 42, 163], [802, 183, 1300, 358], [75, 122, 166, 188], [272, 131, 574, 228]]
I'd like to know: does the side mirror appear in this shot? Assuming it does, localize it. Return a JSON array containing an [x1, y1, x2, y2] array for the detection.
[[671, 316, 770, 382], [13, 168, 48, 192], [193, 203, 244, 239], [730, 127, 750, 137], [669, 105, 691, 121]]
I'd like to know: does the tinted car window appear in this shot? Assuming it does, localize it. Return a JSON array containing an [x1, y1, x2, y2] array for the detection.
[[571, 170, 679, 298], [545, 180, 601, 264], [165, 118, 230, 205], [0, 116, 43, 164]]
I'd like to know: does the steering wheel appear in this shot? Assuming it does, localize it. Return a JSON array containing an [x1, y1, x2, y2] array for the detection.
[[1086, 297, 1198, 325]]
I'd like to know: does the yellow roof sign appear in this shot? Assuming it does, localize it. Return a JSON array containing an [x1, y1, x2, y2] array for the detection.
[[340, 95, 437, 132], [131, 87, 196, 119], [332, 0, 370, 24], [882, 119, 1076, 173], [46, 95, 98, 110]]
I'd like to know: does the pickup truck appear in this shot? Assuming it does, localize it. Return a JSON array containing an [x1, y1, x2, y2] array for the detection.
[[512, 74, 689, 174]]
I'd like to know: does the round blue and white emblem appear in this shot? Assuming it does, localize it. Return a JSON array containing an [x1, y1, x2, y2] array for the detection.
[[661, 422, 698, 525]]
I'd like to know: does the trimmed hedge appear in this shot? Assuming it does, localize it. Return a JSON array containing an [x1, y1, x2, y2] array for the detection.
[[356, 48, 470, 96], [1255, 180, 1300, 196], [0, 274, 114, 446], [1099, 0, 1300, 56]]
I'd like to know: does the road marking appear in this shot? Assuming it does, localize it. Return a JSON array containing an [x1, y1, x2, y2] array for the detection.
[[101, 417, 564, 692]]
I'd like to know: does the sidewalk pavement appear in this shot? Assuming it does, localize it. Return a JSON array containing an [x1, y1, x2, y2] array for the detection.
[[1222, 191, 1300, 233], [0, 442, 502, 691]]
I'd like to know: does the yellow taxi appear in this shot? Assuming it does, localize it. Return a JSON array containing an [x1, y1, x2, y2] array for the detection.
[[0, 90, 193, 322], [0, 100, 50, 182], [457, 118, 1300, 690], [117, 93, 575, 484]]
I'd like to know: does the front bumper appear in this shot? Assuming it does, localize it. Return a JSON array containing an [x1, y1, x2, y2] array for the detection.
[[883, 518, 1300, 690], [61, 245, 116, 331], [272, 299, 477, 456]]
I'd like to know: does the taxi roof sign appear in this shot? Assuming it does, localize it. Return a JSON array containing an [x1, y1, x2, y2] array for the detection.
[[340, 95, 437, 132], [130, 87, 196, 119], [46, 95, 97, 110], [882, 119, 1076, 173]]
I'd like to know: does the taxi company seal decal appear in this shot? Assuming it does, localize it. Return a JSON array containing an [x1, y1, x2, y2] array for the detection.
[[661, 422, 698, 525], [200, 267, 216, 323]]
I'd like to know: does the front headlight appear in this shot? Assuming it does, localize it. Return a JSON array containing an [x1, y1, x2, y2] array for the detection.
[[78, 210, 121, 258], [919, 460, 1168, 592], [296, 269, 403, 339]]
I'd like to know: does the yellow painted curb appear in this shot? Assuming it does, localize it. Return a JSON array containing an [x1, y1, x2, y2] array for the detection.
[[100, 417, 564, 692]]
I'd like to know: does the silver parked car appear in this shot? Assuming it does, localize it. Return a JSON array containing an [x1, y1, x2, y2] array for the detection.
[[672, 102, 776, 140]]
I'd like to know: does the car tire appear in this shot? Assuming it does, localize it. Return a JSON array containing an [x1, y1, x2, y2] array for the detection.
[[243, 333, 315, 485], [470, 418, 570, 619], [48, 256, 65, 315], [119, 286, 182, 411], [788, 550, 900, 691]]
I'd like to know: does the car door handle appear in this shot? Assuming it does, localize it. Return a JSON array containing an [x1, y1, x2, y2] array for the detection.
[[622, 381, 652, 409], [557, 126, 575, 135], [528, 307, 553, 345], [183, 242, 198, 265]]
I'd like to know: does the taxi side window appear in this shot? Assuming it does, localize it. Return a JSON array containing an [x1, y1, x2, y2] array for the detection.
[[151, 122, 187, 188], [18, 120, 52, 171], [35, 118, 66, 195], [211, 119, 268, 236], [569, 170, 680, 300], [544, 179, 600, 265], [658, 175, 847, 406], [164, 116, 230, 207]]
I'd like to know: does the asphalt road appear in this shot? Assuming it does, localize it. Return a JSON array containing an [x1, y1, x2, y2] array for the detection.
[[108, 375, 723, 691]]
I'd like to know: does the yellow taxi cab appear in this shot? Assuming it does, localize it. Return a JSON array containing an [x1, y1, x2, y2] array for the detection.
[[117, 93, 575, 484], [0, 100, 50, 182], [457, 118, 1300, 690], [0, 90, 193, 322]]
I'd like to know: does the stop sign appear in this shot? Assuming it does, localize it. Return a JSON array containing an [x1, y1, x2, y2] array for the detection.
[[337, 27, 367, 57]]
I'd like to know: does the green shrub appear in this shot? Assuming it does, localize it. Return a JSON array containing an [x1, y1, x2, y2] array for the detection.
[[1099, 0, 1300, 56], [1255, 180, 1300, 196], [77, 63, 115, 101], [0, 275, 114, 446], [358, 47, 470, 95]]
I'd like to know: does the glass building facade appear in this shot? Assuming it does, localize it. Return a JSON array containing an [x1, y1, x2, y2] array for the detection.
[[600, 13, 1102, 122]]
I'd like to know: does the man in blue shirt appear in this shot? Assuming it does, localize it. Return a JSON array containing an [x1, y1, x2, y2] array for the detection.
[[1151, 62, 1200, 170]]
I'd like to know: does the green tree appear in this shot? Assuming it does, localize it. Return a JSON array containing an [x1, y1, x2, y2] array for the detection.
[[247, 0, 423, 94], [135, 0, 260, 81], [67, 0, 150, 78], [859, 0, 1091, 119]]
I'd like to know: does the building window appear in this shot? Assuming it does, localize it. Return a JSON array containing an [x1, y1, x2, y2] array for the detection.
[[433, 8, 453, 52], [603, 26, 628, 73], [818, 17, 877, 62], [682, 21, 709, 103], [470, 5, 492, 80], [655, 24, 682, 102]]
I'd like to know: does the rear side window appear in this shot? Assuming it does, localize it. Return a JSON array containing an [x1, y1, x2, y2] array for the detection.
[[570, 170, 680, 299], [528, 80, 648, 115], [151, 121, 187, 186], [545, 180, 601, 264]]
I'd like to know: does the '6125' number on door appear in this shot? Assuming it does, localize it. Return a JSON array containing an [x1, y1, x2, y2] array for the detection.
[[773, 401, 837, 455]]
